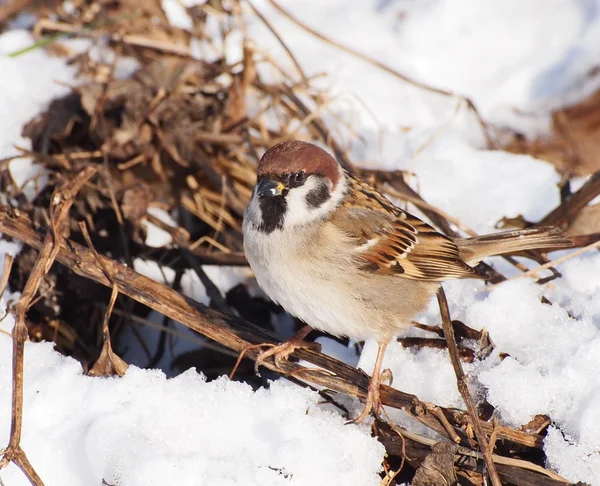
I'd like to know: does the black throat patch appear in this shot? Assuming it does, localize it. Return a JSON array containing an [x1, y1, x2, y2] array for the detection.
[[258, 196, 287, 234], [305, 183, 331, 208]]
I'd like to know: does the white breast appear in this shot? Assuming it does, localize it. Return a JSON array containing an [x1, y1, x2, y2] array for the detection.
[[243, 216, 385, 341]]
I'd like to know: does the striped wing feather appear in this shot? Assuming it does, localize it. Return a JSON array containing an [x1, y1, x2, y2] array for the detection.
[[331, 174, 481, 281]]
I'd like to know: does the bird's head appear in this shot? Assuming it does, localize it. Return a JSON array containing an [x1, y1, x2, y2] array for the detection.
[[247, 141, 346, 233]]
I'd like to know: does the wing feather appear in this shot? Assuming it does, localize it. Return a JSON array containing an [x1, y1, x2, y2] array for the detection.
[[330, 173, 482, 281]]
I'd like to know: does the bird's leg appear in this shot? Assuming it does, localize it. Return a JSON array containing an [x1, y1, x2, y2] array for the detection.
[[230, 325, 319, 378], [350, 340, 389, 424]]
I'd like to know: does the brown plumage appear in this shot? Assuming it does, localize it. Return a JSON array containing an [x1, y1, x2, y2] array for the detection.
[[331, 171, 572, 281], [258, 140, 341, 188]]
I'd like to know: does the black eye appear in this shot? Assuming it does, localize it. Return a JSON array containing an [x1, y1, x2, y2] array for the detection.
[[293, 170, 306, 185]]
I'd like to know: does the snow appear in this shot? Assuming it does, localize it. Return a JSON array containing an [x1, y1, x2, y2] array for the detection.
[[162, 0, 205, 32], [0, 30, 77, 160], [2, 0, 600, 484], [359, 273, 600, 483], [142, 207, 178, 248], [393, 138, 561, 234], [245, 0, 600, 142], [0, 331, 384, 486]]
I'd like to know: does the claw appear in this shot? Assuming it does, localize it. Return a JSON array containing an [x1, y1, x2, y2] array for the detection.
[[229, 325, 316, 379], [348, 340, 390, 424]]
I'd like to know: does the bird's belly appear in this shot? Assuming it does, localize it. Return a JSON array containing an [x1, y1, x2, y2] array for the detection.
[[245, 237, 386, 340], [254, 261, 372, 339]]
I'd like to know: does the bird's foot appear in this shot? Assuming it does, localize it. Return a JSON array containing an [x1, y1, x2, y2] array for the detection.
[[348, 340, 392, 424], [252, 337, 321, 374], [229, 326, 319, 379], [348, 370, 384, 424]]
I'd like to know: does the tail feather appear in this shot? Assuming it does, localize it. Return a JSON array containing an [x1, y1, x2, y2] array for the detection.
[[456, 227, 573, 264]]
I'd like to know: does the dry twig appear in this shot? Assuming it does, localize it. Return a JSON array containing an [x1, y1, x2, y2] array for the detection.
[[0, 254, 15, 301], [0, 167, 97, 486], [437, 287, 502, 486]]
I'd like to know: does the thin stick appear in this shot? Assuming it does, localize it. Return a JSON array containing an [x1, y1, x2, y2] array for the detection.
[[245, 0, 307, 83], [112, 33, 191, 57], [437, 287, 502, 486], [78, 221, 128, 377], [0, 167, 96, 486], [485, 239, 600, 291], [265, 0, 494, 148], [0, 254, 15, 301], [389, 426, 568, 482]]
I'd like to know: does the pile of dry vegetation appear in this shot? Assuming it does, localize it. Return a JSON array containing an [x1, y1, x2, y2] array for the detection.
[[0, 1, 599, 485]]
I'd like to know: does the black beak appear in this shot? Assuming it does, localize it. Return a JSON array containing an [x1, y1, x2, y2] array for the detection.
[[256, 178, 285, 198]]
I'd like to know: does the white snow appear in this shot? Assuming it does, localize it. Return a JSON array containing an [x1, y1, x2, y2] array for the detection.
[[0, 31, 77, 159], [0, 329, 384, 486], [2, 0, 600, 483], [0, 30, 78, 203], [162, 0, 205, 32], [142, 207, 178, 248]]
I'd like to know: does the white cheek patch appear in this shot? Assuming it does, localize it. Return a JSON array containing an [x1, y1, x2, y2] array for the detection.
[[283, 179, 319, 227], [283, 167, 347, 228]]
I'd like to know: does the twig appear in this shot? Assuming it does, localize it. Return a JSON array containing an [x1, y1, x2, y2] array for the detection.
[[427, 404, 461, 443], [540, 170, 600, 228], [0, 254, 15, 301], [245, 0, 308, 83], [0, 167, 97, 486], [111, 33, 191, 57], [381, 428, 570, 484], [437, 287, 502, 486], [265, 0, 494, 148], [78, 222, 128, 377], [485, 238, 600, 291]]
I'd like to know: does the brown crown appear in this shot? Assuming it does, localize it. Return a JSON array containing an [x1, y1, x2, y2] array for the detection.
[[257, 141, 341, 187]]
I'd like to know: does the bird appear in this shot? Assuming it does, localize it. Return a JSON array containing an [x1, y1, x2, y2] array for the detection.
[[242, 140, 573, 423]]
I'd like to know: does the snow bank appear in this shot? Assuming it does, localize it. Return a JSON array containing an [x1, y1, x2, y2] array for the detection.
[[0, 328, 384, 486]]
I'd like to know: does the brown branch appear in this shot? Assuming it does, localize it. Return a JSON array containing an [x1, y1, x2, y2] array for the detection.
[[0, 167, 97, 486], [78, 221, 128, 377], [540, 170, 600, 229], [245, 0, 308, 83], [380, 430, 572, 485], [437, 287, 502, 486], [0, 254, 15, 301]]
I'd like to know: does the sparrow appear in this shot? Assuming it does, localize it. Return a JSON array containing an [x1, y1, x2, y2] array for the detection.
[[242, 140, 573, 423]]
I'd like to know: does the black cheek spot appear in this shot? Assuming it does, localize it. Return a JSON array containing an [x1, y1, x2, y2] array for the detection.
[[258, 196, 287, 234], [305, 184, 331, 209]]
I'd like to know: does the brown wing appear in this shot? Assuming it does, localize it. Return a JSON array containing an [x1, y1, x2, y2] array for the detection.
[[331, 173, 482, 281]]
